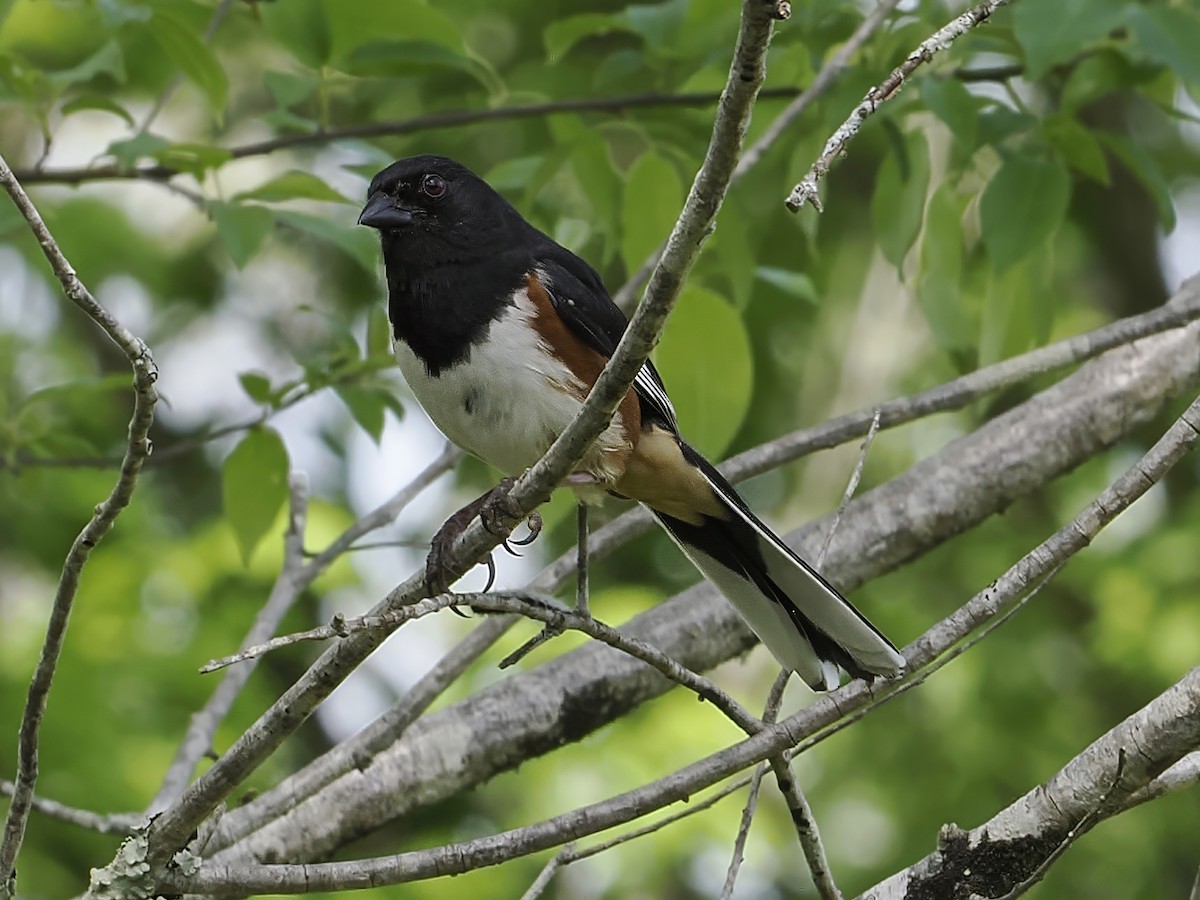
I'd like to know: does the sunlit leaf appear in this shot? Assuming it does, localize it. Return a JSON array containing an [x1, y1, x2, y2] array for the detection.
[[61, 94, 134, 126], [654, 286, 752, 458], [621, 152, 681, 275], [544, 13, 631, 65], [222, 426, 290, 564], [234, 171, 351, 205]]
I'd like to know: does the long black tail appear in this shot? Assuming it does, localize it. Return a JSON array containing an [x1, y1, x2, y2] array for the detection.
[[650, 444, 904, 690]]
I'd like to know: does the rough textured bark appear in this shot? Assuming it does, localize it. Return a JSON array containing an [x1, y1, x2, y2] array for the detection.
[[859, 668, 1200, 900]]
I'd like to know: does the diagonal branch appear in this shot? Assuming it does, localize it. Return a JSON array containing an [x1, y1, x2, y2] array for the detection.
[[0, 153, 159, 886]]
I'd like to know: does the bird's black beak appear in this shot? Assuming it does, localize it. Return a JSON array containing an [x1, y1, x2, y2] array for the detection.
[[358, 192, 414, 230]]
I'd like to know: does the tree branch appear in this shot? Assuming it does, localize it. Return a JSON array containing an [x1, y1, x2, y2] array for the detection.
[[859, 669, 1200, 899], [787, 0, 1013, 212], [0, 152, 159, 888], [11, 87, 801, 186], [0, 782, 138, 837]]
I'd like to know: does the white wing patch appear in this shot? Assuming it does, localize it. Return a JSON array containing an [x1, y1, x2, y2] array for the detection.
[[634, 367, 678, 429]]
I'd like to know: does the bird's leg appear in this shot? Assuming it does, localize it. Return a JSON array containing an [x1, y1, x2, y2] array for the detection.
[[426, 477, 545, 594], [426, 489, 493, 595], [575, 501, 591, 619], [479, 476, 543, 553]]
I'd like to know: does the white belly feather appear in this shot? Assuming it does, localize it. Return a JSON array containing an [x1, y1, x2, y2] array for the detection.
[[394, 288, 629, 487]]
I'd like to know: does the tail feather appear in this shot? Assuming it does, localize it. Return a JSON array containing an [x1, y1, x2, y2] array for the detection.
[[651, 444, 905, 690]]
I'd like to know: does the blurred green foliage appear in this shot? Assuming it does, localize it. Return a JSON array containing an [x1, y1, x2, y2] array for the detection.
[[1, 0, 1199, 897]]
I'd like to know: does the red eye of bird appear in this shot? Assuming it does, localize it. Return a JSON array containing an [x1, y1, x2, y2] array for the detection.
[[421, 174, 446, 198]]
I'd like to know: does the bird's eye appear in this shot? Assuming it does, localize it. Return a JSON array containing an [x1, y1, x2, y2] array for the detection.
[[421, 174, 446, 198]]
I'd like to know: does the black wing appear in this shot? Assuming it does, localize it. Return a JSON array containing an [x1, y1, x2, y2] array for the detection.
[[536, 249, 678, 431]]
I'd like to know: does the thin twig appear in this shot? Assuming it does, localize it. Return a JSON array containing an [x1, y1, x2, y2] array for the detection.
[[787, 0, 1013, 211], [0, 152, 158, 885], [818, 409, 881, 569], [738, 0, 904, 178], [0, 782, 139, 836], [721, 671, 789, 899], [202, 590, 764, 738], [575, 503, 591, 619], [13, 88, 802, 186]]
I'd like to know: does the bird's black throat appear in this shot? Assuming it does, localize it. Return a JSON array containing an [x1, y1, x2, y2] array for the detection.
[[382, 242, 532, 377]]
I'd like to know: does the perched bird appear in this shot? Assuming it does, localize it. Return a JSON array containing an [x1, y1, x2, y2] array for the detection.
[[359, 154, 904, 690]]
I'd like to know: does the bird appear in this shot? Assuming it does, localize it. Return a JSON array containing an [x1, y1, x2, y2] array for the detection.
[[358, 154, 904, 690]]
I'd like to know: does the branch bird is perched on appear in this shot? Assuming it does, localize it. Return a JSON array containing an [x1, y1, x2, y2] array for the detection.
[[359, 154, 904, 690]]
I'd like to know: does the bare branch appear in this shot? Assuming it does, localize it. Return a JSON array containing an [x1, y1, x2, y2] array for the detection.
[[0, 782, 139, 837], [0, 152, 158, 885], [787, 0, 1013, 212], [13, 88, 801, 186], [721, 672, 789, 900]]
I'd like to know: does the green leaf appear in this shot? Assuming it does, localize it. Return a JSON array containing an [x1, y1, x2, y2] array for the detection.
[[273, 209, 379, 272], [654, 286, 752, 458], [234, 171, 350, 204], [153, 143, 232, 178], [106, 132, 170, 168], [979, 155, 1071, 273], [325, 0, 462, 63], [544, 13, 631, 64], [144, 8, 228, 113], [264, 70, 320, 109], [1061, 49, 1138, 112], [46, 40, 125, 87], [1097, 133, 1176, 231], [871, 129, 931, 270], [918, 183, 974, 357], [621, 152, 681, 275], [261, 0, 331, 69], [366, 305, 392, 358], [1013, 0, 1124, 81], [61, 94, 135, 127], [222, 427, 290, 564], [212, 203, 274, 268], [754, 267, 819, 306], [341, 40, 489, 88], [238, 372, 274, 405], [336, 386, 387, 443], [1042, 115, 1109, 185], [920, 77, 978, 152], [1125, 5, 1200, 86]]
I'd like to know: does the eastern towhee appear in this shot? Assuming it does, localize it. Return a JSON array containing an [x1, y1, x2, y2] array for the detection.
[[359, 154, 904, 690]]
